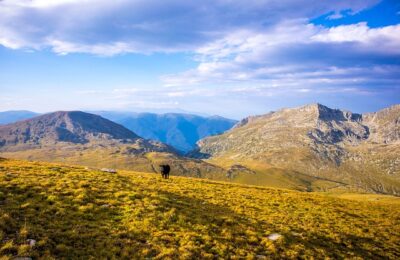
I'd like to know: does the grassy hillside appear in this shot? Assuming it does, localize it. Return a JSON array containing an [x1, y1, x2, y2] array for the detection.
[[3, 144, 389, 194], [0, 145, 227, 180], [0, 158, 399, 259]]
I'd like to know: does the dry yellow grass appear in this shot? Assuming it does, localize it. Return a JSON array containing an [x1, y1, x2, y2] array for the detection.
[[0, 158, 399, 259]]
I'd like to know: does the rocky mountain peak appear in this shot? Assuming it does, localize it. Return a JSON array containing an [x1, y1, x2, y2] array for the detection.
[[362, 104, 400, 144], [0, 111, 140, 148], [297, 103, 362, 122], [194, 103, 400, 195]]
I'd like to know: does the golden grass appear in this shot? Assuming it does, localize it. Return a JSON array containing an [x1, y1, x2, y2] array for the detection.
[[0, 158, 399, 259]]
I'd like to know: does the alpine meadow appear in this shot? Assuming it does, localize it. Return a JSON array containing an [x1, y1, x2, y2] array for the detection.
[[0, 0, 399, 259]]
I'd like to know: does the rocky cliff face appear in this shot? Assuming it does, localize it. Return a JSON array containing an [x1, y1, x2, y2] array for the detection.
[[362, 104, 400, 144], [195, 104, 400, 195]]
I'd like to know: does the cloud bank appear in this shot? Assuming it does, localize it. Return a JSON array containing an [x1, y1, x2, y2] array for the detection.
[[163, 21, 400, 91], [0, 0, 380, 55]]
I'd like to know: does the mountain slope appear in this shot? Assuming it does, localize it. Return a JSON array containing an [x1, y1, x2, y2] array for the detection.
[[0, 158, 399, 258], [0, 110, 39, 125], [194, 104, 400, 195], [0, 111, 139, 148], [96, 112, 237, 152]]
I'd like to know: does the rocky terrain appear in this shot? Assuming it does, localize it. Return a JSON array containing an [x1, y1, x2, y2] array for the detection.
[[194, 104, 400, 195]]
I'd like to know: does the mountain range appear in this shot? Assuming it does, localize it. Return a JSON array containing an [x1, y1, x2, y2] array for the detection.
[[0, 111, 226, 178], [194, 103, 400, 195], [0, 110, 236, 152], [0, 104, 399, 195]]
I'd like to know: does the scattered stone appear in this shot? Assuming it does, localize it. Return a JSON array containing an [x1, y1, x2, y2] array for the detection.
[[100, 168, 117, 173], [267, 233, 282, 241], [27, 239, 36, 247], [256, 255, 267, 259], [14, 257, 33, 260], [101, 204, 111, 208]]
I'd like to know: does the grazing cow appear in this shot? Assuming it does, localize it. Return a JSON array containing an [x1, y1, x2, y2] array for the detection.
[[160, 164, 171, 179]]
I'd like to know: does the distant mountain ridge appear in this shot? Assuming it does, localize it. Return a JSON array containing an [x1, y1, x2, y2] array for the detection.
[[95, 111, 237, 152], [195, 103, 400, 195], [0, 110, 39, 125], [0, 110, 237, 152]]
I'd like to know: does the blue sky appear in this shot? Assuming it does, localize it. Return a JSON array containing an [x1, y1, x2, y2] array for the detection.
[[0, 0, 399, 119]]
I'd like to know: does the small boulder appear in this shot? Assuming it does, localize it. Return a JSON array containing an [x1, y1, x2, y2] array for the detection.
[[27, 239, 36, 247], [267, 233, 282, 241], [100, 168, 117, 173]]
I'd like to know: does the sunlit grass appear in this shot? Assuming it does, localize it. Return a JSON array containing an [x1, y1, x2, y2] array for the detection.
[[0, 158, 399, 258]]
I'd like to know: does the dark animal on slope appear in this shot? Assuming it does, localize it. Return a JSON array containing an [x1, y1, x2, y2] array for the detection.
[[160, 164, 171, 179]]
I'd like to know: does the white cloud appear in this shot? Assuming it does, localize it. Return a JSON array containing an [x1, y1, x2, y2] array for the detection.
[[2, 0, 91, 8], [47, 40, 138, 56], [312, 22, 400, 49], [163, 21, 400, 91], [0, 0, 380, 55]]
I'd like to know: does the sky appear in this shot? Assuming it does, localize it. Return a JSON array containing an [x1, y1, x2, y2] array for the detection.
[[0, 0, 399, 119]]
